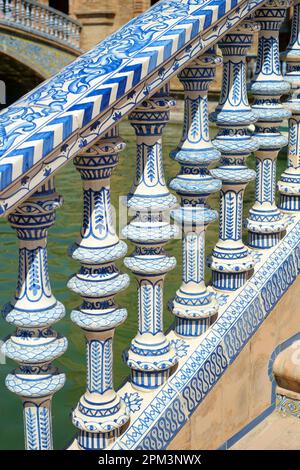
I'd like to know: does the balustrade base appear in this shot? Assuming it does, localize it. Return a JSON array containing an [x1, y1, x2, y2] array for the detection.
[[248, 231, 284, 249], [78, 429, 120, 450], [175, 315, 218, 338], [279, 194, 300, 212], [211, 271, 249, 291], [130, 368, 171, 392], [170, 290, 218, 338]]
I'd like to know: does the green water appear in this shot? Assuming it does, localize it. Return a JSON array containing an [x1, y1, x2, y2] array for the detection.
[[0, 120, 287, 449]]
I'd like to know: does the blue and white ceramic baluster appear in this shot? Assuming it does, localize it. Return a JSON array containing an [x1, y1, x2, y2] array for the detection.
[[278, 0, 300, 211], [246, 1, 291, 247], [168, 52, 222, 337], [208, 22, 258, 291], [68, 130, 130, 450], [123, 87, 178, 391], [1, 179, 67, 450]]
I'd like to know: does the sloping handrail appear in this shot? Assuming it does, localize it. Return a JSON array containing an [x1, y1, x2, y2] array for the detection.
[[0, 0, 266, 217], [0, 0, 81, 50]]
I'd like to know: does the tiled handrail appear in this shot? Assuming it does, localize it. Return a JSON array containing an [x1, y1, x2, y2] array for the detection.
[[1, 0, 299, 452], [0, 0, 268, 217], [0, 0, 81, 49]]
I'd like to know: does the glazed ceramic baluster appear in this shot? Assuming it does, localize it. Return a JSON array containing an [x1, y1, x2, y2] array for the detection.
[[208, 22, 258, 291], [168, 52, 222, 337], [123, 87, 178, 391], [68, 129, 130, 450], [278, 0, 300, 211], [246, 0, 291, 247], [1, 179, 67, 450]]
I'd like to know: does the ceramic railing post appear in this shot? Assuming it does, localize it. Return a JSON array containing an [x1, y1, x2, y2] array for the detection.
[[67, 128, 130, 450], [168, 52, 222, 337], [1, 178, 67, 450], [246, 0, 291, 247], [278, 0, 300, 211], [208, 22, 258, 291], [123, 86, 178, 391]]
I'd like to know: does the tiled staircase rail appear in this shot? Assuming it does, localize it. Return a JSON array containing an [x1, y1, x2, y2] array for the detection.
[[0, 0, 299, 451], [0, 0, 81, 49]]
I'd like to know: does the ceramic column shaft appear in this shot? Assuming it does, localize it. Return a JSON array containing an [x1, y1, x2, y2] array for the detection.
[[168, 52, 222, 337], [246, 0, 291, 248], [208, 22, 258, 291], [278, 0, 300, 211], [68, 128, 129, 450], [123, 87, 178, 391], [1, 178, 67, 450]]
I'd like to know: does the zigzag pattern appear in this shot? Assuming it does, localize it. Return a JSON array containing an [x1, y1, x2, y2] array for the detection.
[[0, 0, 267, 207]]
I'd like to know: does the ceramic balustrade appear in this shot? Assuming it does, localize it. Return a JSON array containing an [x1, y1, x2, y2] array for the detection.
[[1, 178, 67, 450], [245, 0, 291, 248], [123, 86, 178, 391], [0, 0, 299, 451], [67, 128, 130, 450], [208, 21, 259, 291], [168, 51, 222, 336]]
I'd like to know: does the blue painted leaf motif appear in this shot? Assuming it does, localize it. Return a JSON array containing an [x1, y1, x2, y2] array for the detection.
[[21, 176, 30, 185], [43, 168, 52, 177], [28, 249, 41, 298], [142, 285, 152, 333], [104, 339, 113, 391], [170, 339, 189, 358], [224, 192, 235, 240], [263, 160, 272, 202], [82, 190, 91, 234], [136, 144, 142, 182], [202, 99, 209, 141], [89, 340, 103, 393], [190, 98, 200, 141], [261, 36, 277, 75], [79, 138, 88, 148], [146, 145, 156, 183], [42, 248, 51, 292], [94, 189, 107, 235], [16, 249, 25, 297], [122, 392, 143, 413], [90, 120, 100, 131], [220, 62, 229, 105], [61, 143, 69, 152], [187, 240, 196, 282], [26, 408, 37, 450], [232, 62, 241, 105], [0, 202, 8, 215], [289, 120, 297, 164], [154, 284, 162, 333]]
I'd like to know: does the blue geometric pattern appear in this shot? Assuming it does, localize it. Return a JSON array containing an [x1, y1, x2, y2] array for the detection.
[[0, 0, 267, 216]]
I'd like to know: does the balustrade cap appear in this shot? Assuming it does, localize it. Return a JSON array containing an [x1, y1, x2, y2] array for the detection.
[[0, 0, 269, 216]]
